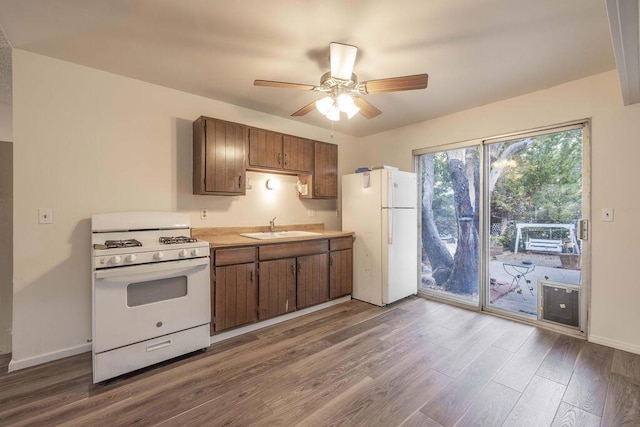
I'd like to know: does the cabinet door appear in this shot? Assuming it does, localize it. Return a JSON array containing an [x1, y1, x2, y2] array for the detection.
[[213, 263, 257, 333], [330, 249, 353, 299], [248, 128, 283, 169], [312, 141, 338, 198], [283, 135, 313, 173], [258, 258, 296, 319], [204, 118, 246, 195], [297, 253, 329, 309]]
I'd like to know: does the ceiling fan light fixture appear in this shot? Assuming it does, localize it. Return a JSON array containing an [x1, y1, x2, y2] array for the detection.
[[337, 94, 360, 118], [315, 96, 333, 115], [326, 105, 341, 121]]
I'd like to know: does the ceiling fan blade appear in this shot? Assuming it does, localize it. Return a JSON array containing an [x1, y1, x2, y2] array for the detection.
[[254, 80, 316, 91], [330, 42, 358, 81], [291, 100, 318, 117], [360, 74, 429, 94], [353, 97, 382, 119]]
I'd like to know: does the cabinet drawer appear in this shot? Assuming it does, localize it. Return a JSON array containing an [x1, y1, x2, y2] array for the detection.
[[330, 236, 353, 251], [259, 240, 328, 261], [215, 247, 256, 266]]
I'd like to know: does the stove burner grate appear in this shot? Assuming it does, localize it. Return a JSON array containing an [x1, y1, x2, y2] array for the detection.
[[159, 236, 197, 245], [104, 239, 143, 249]]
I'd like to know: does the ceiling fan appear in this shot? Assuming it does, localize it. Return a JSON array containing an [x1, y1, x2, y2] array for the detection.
[[254, 42, 429, 121]]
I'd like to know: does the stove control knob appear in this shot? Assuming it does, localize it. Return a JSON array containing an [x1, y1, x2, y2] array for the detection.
[[191, 248, 200, 257], [126, 254, 137, 263], [179, 249, 189, 258], [154, 252, 164, 260], [111, 255, 122, 264]]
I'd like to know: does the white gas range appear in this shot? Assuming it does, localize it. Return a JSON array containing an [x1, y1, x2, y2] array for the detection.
[[91, 211, 211, 383]]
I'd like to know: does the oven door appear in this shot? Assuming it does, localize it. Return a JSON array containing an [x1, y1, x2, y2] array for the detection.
[[93, 257, 210, 353]]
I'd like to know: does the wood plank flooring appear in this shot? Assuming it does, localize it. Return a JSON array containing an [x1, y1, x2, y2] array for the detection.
[[1, 297, 639, 426]]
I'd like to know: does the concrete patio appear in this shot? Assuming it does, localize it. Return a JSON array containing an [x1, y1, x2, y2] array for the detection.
[[419, 252, 582, 316]]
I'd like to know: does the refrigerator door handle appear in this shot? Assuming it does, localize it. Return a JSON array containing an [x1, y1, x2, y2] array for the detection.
[[388, 172, 394, 209], [388, 209, 394, 244]]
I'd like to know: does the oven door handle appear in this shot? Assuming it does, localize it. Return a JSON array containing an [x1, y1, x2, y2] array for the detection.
[[94, 257, 209, 280]]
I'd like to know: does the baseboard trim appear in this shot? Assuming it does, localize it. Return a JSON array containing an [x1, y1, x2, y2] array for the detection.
[[8, 342, 92, 372], [210, 296, 351, 344], [589, 334, 640, 355]]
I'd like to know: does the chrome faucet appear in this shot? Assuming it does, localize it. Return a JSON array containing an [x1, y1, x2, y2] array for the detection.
[[269, 217, 276, 233]]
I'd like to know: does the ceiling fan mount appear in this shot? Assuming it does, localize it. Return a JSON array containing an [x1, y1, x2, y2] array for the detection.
[[254, 42, 429, 121]]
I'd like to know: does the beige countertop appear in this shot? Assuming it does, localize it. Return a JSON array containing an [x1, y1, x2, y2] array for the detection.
[[192, 223, 354, 249]]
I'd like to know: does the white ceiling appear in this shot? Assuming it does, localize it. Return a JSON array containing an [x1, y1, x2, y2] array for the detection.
[[0, 0, 616, 137]]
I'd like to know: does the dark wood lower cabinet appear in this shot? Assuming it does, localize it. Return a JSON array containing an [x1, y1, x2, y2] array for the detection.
[[330, 248, 353, 299], [296, 253, 329, 309], [211, 238, 352, 335], [258, 258, 296, 319], [213, 263, 257, 333]]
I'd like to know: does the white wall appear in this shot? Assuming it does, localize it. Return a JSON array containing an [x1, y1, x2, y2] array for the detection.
[[11, 50, 360, 368], [361, 70, 640, 354]]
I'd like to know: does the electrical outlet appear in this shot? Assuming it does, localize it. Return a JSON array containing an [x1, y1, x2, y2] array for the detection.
[[38, 208, 53, 224], [336, 209, 340, 217], [307, 208, 316, 217], [200, 209, 208, 220], [602, 208, 614, 222]]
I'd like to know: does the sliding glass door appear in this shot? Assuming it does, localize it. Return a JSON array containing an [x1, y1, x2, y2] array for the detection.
[[416, 146, 481, 305], [487, 127, 585, 324], [415, 123, 588, 331]]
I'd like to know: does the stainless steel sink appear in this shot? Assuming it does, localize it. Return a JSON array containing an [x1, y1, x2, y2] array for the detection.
[[240, 230, 322, 240]]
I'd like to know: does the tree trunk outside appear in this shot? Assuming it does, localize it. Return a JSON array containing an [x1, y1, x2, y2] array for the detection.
[[417, 141, 532, 295], [467, 148, 480, 231], [444, 218, 479, 294], [443, 152, 479, 294], [421, 155, 453, 283]]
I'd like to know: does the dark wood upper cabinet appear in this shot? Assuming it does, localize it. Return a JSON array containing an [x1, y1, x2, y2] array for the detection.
[[248, 128, 283, 170], [194, 116, 336, 197], [299, 141, 338, 199], [248, 128, 313, 174], [193, 117, 246, 195], [282, 135, 313, 173]]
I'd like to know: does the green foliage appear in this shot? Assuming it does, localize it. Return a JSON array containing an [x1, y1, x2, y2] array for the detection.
[[432, 152, 457, 237], [420, 128, 582, 254], [496, 223, 518, 252], [491, 129, 582, 227]]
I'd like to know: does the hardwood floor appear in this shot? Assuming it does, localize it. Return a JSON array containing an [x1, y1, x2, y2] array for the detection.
[[1, 297, 639, 426]]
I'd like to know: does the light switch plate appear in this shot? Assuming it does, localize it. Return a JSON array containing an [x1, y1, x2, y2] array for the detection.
[[602, 208, 614, 222], [39, 208, 53, 224]]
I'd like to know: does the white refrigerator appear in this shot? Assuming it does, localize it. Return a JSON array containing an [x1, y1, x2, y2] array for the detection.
[[342, 169, 418, 306]]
